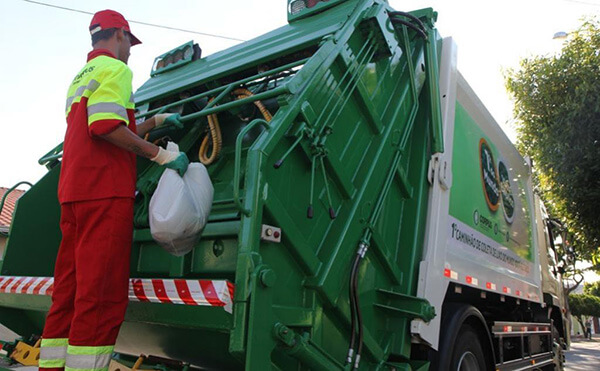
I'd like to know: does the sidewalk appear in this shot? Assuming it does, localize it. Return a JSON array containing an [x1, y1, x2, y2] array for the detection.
[[570, 333, 598, 342], [565, 335, 600, 371]]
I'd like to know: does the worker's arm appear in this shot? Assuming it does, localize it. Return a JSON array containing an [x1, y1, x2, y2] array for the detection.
[[136, 114, 184, 138], [102, 125, 189, 176], [102, 125, 159, 158], [136, 116, 158, 138]]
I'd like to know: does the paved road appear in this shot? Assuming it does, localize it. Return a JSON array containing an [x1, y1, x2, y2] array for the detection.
[[2, 336, 599, 370], [565, 338, 600, 371], [0, 324, 17, 343]]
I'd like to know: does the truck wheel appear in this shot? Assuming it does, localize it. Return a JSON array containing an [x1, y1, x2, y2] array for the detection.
[[450, 324, 487, 371], [551, 325, 565, 370]]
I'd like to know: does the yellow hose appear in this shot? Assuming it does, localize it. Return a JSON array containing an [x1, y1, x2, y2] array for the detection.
[[232, 88, 273, 122], [198, 88, 272, 165], [199, 98, 223, 165]]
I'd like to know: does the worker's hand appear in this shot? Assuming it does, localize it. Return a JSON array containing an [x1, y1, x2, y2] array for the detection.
[[154, 113, 184, 130], [163, 152, 189, 176], [151, 147, 189, 176]]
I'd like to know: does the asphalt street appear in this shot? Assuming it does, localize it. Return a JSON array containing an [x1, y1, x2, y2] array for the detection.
[[1, 334, 599, 370]]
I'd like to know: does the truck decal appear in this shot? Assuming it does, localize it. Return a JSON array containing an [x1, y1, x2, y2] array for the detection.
[[450, 103, 533, 262], [449, 217, 531, 275], [498, 161, 515, 223], [479, 138, 500, 211]]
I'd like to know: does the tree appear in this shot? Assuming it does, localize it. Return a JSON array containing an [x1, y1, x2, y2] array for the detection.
[[568, 294, 600, 335], [505, 19, 600, 266], [584, 281, 600, 297]]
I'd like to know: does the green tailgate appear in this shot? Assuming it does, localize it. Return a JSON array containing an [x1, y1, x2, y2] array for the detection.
[[1, 1, 443, 369]]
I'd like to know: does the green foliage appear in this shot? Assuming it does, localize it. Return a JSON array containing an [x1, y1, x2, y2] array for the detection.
[[569, 294, 600, 318], [569, 293, 600, 332], [584, 281, 600, 297], [505, 19, 600, 263]]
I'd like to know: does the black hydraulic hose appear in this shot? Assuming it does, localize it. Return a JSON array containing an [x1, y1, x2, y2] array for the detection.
[[353, 254, 364, 369], [346, 254, 361, 365], [390, 18, 428, 40], [389, 11, 426, 34]]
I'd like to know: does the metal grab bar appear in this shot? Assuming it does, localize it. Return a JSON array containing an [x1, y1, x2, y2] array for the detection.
[[134, 58, 307, 120], [180, 85, 289, 123], [38, 143, 64, 168], [233, 119, 270, 216], [39, 58, 305, 170], [36, 87, 285, 170]]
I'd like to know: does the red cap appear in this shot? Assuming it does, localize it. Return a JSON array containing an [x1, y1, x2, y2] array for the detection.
[[89, 9, 142, 46]]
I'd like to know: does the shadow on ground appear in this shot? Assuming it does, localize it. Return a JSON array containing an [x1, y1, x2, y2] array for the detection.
[[565, 338, 600, 371]]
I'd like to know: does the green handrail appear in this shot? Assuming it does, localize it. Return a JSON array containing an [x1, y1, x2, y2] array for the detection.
[[36, 86, 286, 170], [180, 85, 289, 123], [134, 58, 307, 120], [424, 28, 444, 154], [0, 181, 33, 236], [38, 143, 64, 168], [233, 119, 270, 216]]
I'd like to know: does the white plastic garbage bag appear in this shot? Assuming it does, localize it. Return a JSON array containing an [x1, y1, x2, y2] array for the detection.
[[149, 142, 214, 256]]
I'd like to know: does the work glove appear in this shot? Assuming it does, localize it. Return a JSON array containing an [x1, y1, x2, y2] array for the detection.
[[151, 147, 189, 176], [154, 113, 184, 130]]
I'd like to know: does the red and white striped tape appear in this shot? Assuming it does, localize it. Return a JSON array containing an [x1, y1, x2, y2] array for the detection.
[[130, 278, 234, 313], [0, 276, 54, 296], [0, 276, 234, 314]]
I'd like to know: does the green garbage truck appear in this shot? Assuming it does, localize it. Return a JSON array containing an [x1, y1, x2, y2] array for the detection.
[[0, 0, 570, 369]]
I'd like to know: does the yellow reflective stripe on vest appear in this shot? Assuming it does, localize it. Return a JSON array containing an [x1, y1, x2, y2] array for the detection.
[[65, 79, 100, 115], [87, 102, 128, 122], [39, 337, 68, 367], [127, 93, 135, 110], [65, 344, 113, 371], [65, 55, 133, 124], [86, 57, 133, 126]]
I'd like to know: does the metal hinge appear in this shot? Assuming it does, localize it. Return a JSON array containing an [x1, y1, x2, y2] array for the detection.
[[427, 153, 450, 190]]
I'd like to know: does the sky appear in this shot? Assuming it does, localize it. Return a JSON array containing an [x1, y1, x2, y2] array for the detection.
[[1, 0, 599, 277], [1, 0, 597, 188]]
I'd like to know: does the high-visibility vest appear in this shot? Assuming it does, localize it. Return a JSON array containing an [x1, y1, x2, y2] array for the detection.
[[65, 55, 135, 124], [58, 49, 137, 204]]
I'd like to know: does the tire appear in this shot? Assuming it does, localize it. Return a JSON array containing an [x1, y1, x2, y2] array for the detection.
[[449, 324, 488, 371], [551, 325, 565, 371]]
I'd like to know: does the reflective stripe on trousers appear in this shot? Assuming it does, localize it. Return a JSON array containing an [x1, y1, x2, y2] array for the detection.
[[65, 344, 114, 371], [39, 338, 68, 368]]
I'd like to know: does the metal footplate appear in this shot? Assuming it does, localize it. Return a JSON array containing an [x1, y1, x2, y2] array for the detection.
[[493, 321, 554, 370]]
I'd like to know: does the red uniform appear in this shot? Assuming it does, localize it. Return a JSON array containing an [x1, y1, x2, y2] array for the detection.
[[58, 49, 137, 203], [40, 49, 137, 371]]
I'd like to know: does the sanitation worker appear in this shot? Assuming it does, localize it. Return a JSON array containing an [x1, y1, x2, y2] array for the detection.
[[38, 9, 188, 371]]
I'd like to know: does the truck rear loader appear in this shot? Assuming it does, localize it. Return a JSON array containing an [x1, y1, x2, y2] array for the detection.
[[0, 0, 570, 370]]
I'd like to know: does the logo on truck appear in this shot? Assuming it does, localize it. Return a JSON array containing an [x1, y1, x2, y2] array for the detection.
[[479, 138, 500, 212], [498, 161, 515, 223]]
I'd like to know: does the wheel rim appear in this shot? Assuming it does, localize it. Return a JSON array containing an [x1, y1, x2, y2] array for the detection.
[[457, 351, 480, 371]]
